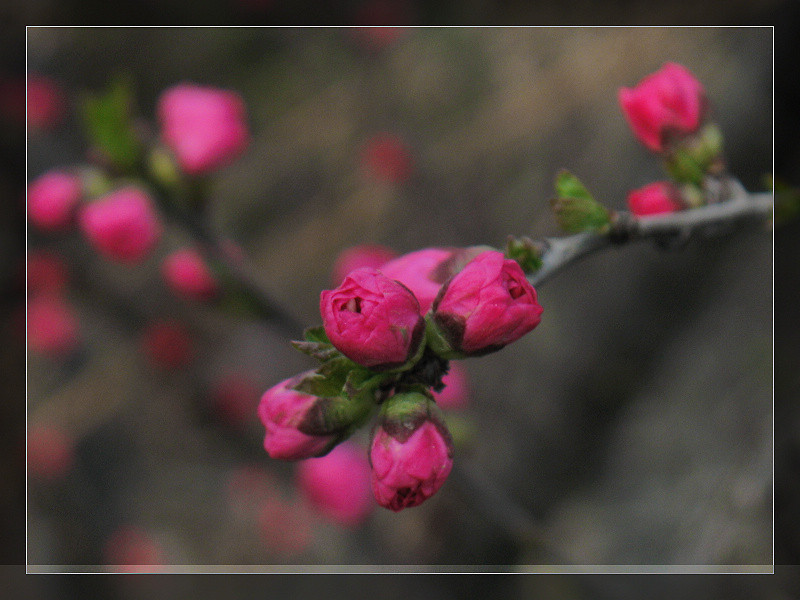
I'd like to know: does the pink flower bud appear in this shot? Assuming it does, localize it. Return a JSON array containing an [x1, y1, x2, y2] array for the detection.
[[370, 393, 454, 512], [379, 247, 457, 314], [27, 295, 80, 358], [78, 186, 162, 264], [320, 268, 425, 369], [297, 441, 374, 527], [627, 181, 684, 216], [162, 247, 219, 300], [331, 244, 397, 287], [258, 372, 341, 460], [158, 83, 249, 175], [258, 496, 314, 558], [140, 320, 194, 370], [618, 62, 707, 153], [431, 250, 543, 356], [26, 74, 67, 131], [432, 361, 470, 410], [103, 525, 167, 571], [27, 423, 75, 481], [27, 250, 69, 296], [209, 372, 260, 428], [361, 132, 413, 183], [27, 170, 82, 232]]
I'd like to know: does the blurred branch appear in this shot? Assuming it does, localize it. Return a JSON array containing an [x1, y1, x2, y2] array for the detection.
[[530, 187, 773, 287], [179, 209, 306, 338]]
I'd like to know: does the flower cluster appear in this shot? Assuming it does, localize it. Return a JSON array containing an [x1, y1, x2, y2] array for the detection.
[[259, 247, 543, 512], [618, 62, 726, 216], [26, 80, 251, 368], [27, 80, 250, 269]]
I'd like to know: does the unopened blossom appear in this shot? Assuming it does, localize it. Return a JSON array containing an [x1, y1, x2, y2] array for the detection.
[[78, 186, 162, 264], [361, 132, 413, 183], [27, 423, 75, 480], [618, 62, 707, 153], [320, 268, 425, 369], [27, 170, 82, 232], [627, 181, 685, 216], [158, 83, 249, 175], [370, 392, 454, 512], [162, 247, 219, 300], [27, 251, 69, 296], [297, 440, 374, 526], [331, 244, 397, 287], [380, 246, 489, 314], [27, 295, 80, 358], [140, 320, 194, 370], [103, 525, 167, 572], [258, 372, 341, 460], [430, 250, 543, 356], [26, 74, 67, 130]]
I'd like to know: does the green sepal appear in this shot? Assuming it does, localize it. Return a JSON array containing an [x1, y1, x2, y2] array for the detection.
[[551, 170, 611, 233], [297, 393, 376, 439], [664, 123, 725, 186], [80, 75, 142, 173], [290, 326, 338, 361], [293, 363, 350, 398], [423, 314, 466, 360], [664, 148, 706, 187], [505, 235, 543, 273]]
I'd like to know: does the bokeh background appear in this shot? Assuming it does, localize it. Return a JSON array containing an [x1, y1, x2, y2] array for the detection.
[[4, 5, 799, 599]]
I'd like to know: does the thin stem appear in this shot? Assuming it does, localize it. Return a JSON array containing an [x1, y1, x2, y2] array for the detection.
[[181, 210, 306, 338], [529, 189, 772, 288]]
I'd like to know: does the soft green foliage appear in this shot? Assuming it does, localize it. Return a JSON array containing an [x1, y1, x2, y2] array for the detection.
[[551, 170, 611, 233], [80, 75, 142, 172]]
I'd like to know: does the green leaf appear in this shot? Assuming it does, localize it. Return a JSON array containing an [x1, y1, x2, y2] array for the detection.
[[551, 170, 611, 233], [664, 148, 705, 187], [290, 326, 338, 361], [344, 367, 388, 398], [80, 75, 142, 172], [505, 235, 543, 273], [293, 369, 347, 398], [304, 326, 330, 344], [555, 169, 594, 202]]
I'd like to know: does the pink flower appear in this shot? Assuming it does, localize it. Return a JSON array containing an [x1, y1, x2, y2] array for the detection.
[[258, 372, 340, 460], [158, 83, 249, 175], [379, 247, 457, 314], [27, 423, 75, 480], [258, 496, 314, 558], [431, 250, 543, 356], [432, 361, 470, 410], [27, 251, 69, 296], [297, 441, 374, 526], [627, 181, 684, 216], [361, 132, 413, 183], [103, 525, 167, 572], [618, 62, 707, 153], [27, 170, 82, 232], [209, 372, 260, 428], [140, 320, 194, 370], [380, 246, 491, 314], [78, 186, 162, 263], [370, 393, 454, 512], [27, 295, 80, 357], [320, 268, 425, 369], [162, 247, 219, 300], [26, 74, 67, 130], [331, 244, 397, 287]]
